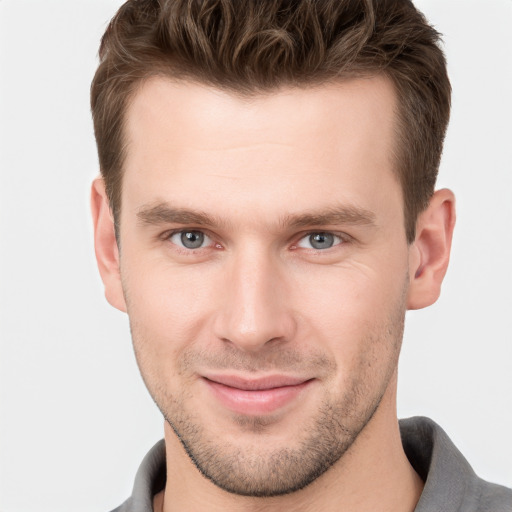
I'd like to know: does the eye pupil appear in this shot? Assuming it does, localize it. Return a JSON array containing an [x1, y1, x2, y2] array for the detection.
[[181, 231, 204, 249], [309, 233, 334, 249]]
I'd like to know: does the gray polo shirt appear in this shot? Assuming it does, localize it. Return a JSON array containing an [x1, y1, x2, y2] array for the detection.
[[111, 417, 512, 511]]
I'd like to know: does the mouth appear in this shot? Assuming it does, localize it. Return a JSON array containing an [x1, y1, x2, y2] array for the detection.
[[201, 374, 314, 416]]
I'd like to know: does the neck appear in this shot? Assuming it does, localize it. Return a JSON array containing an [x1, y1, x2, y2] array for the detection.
[[157, 373, 423, 512]]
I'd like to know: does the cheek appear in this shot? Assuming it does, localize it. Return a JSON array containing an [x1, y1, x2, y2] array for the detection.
[[290, 261, 407, 367], [121, 254, 223, 357], [293, 261, 404, 325]]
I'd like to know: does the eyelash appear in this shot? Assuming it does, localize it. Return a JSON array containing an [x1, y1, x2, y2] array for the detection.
[[162, 229, 350, 254]]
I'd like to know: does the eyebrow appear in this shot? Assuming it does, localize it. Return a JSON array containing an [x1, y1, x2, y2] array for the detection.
[[282, 205, 376, 229], [137, 203, 226, 227], [136, 202, 376, 229]]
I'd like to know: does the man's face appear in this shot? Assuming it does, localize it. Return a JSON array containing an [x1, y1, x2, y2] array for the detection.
[[116, 76, 411, 496]]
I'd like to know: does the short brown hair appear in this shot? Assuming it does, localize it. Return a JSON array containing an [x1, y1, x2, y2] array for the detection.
[[91, 0, 450, 242]]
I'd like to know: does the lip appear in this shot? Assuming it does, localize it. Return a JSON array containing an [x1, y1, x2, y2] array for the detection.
[[202, 374, 314, 415]]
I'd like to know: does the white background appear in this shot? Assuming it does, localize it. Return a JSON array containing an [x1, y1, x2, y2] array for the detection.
[[0, 1, 511, 511]]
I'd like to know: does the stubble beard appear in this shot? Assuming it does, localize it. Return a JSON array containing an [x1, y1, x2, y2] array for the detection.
[[129, 285, 407, 498], [161, 382, 384, 497]]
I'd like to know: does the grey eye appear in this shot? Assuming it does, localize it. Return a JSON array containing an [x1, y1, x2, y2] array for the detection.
[[309, 233, 334, 249], [297, 232, 342, 250], [170, 230, 208, 249]]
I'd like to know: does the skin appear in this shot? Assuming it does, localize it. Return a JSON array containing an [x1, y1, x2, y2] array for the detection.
[[92, 76, 455, 512]]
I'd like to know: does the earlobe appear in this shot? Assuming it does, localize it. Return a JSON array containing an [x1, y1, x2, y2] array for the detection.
[[91, 178, 127, 313], [407, 189, 456, 310]]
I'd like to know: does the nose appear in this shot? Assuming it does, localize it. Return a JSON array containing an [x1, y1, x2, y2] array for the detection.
[[213, 247, 296, 352]]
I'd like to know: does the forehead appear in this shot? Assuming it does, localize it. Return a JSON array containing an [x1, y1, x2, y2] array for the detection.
[[125, 75, 397, 151], [121, 76, 401, 228]]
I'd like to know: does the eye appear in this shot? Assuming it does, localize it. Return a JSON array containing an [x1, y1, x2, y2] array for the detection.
[[296, 232, 343, 250], [169, 230, 212, 249]]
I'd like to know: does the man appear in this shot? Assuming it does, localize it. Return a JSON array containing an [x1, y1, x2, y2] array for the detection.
[[90, 0, 511, 511]]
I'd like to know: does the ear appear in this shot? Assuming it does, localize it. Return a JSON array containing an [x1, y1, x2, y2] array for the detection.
[[407, 189, 456, 310], [91, 178, 127, 312]]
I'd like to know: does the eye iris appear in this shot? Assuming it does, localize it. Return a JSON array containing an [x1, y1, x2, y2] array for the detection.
[[309, 233, 334, 249], [181, 231, 204, 249]]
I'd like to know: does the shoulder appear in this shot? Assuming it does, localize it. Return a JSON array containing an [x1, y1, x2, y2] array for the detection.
[[474, 480, 512, 512], [106, 439, 166, 512], [108, 500, 130, 512], [400, 417, 512, 512]]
